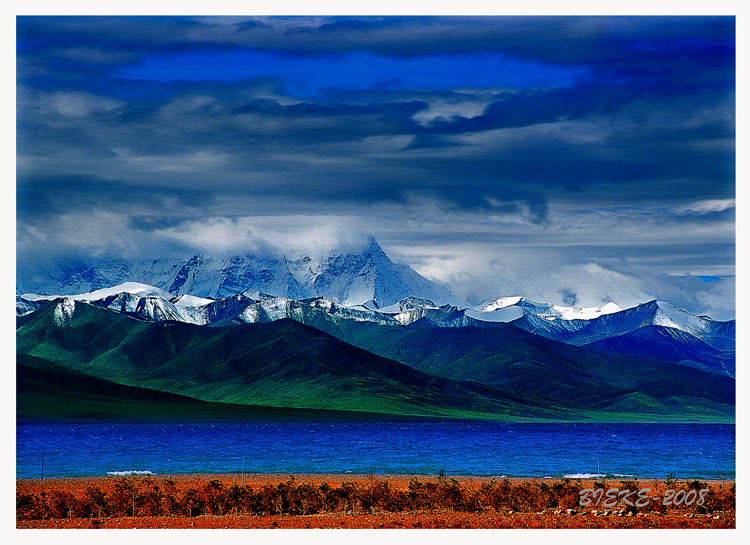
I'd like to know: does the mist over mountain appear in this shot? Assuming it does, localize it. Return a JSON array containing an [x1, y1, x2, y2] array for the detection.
[[17, 236, 458, 308]]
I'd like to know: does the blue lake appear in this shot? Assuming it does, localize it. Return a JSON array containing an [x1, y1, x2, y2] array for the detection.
[[17, 421, 735, 480]]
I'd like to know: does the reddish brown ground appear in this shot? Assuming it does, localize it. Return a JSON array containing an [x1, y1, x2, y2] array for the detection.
[[16, 511, 735, 529], [17, 473, 735, 529]]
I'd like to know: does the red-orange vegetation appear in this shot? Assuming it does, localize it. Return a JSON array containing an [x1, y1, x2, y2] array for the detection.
[[16, 474, 735, 529]]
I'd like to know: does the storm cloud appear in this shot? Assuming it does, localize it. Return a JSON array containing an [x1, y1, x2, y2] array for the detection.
[[16, 16, 735, 319]]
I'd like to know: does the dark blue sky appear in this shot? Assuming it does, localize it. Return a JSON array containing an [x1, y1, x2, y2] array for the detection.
[[16, 16, 736, 317]]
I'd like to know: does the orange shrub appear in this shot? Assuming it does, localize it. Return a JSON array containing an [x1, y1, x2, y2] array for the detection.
[[16, 475, 736, 521]]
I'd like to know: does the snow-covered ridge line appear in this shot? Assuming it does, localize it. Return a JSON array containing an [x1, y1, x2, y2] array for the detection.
[[18, 284, 734, 379], [20, 282, 215, 325], [21, 281, 173, 302], [479, 296, 623, 320], [18, 282, 732, 334]]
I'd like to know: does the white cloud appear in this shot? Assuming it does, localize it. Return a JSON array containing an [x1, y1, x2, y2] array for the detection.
[[693, 278, 736, 321], [18, 211, 141, 258], [152, 215, 370, 256], [112, 148, 229, 173], [40, 92, 123, 118], [16, 196, 735, 318], [412, 96, 492, 126], [674, 199, 735, 215]]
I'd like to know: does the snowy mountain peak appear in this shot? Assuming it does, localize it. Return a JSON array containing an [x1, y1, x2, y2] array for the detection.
[[549, 301, 623, 321], [481, 296, 524, 312], [365, 237, 388, 258], [91, 282, 172, 299], [479, 296, 622, 321], [22, 282, 172, 303], [642, 300, 714, 336], [18, 236, 457, 308], [171, 294, 214, 308], [16, 282, 733, 364], [16, 296, 42, 317]]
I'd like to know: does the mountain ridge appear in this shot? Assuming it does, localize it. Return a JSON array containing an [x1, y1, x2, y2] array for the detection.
[[16, 299, 734, 422], [19, 281, 735, 379], [17, 293, 734, 420], [17, 301, 577, 420]]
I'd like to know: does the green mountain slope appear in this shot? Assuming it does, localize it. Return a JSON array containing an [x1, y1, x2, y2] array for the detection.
[[18, 354, 421, 422], [293, 316, 735, 414], [16, 302, 576, 420], [16, 300, 734, 422]]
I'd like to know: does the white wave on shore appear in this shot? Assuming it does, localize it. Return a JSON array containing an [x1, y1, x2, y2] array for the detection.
[[563, 472, 635, 479]]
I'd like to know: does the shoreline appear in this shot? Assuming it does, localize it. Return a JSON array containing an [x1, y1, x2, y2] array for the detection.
[[16, 473, 737, 485]]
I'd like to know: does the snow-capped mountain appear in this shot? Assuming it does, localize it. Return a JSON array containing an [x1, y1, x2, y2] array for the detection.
[[497, 298, 736, 376], [199, 292, 400, 327], [233, 295, 399, 326], [562, 300, 735, 350], [374, 297, 496, 327], [21, 282, 173, 303], [16, 296, 43, 317], [474, 296, 622, 322], [17, 238, 458, 308], [21, 282, 213, 325], [20, 284, 732, 345], [17, 284, 495, 329], [17, 283, 735, 377], [19, 285, 401, 328], [463, 296, 734, 352]]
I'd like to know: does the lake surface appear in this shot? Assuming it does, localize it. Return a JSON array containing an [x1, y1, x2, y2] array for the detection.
[[17, 421, 735, 479]]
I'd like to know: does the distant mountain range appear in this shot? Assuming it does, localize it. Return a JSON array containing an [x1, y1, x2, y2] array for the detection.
[[16, 298, 734, 422], [18, 279, 735, 379], [16, 238, 457, 307], [16, 238, 735, 422], [17, 302, 574, 420]]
